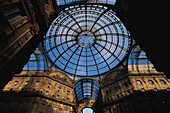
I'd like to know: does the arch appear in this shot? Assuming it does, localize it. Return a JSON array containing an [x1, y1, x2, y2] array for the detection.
[[101, 69, 127, 85], [23, 47, 48, 71], [39, 46, 51, 72], [102, 68, 127, 80], [56, 0, 116, 6], [81, 107, 96, 113], [74, 77, 100, 85], [48, 71, 73, 84], [127, 45, 156, 73], [43, 4, 131, 77], [75, 78, 100, 101]]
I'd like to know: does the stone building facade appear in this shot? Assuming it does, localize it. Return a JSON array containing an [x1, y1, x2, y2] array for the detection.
[[101, 70, 170, 113], [0, 0, 170, 113], [1, 71, 76, 113]]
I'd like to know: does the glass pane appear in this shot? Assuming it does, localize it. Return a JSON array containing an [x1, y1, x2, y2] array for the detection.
[[44, 4, 130, 76], [82, 108, 93, 113]]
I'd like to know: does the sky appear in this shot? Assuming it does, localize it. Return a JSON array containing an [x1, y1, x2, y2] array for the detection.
[[82, 108, 93, 113]]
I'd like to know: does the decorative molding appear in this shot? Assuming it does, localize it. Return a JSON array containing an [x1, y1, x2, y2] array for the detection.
[[0, 29, 35, 69]]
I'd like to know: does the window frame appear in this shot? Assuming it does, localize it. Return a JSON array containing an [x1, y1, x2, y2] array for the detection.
[[14, 81, 19, 86], [25, 81, 29, 86], [45, 91, 49, 95], [141, 88, 145, 92], [47, 83, 52, 88], [35, 81, 40, 86], [67, 90, 70, 95], [160, 79, 166, 84], [148, 80, 154, 84], [136, 80, 142, 85], [57, 87, 61, 92]]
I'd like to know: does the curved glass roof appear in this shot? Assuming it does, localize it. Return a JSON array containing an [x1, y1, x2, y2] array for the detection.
[[44, 4, 131, 76], [56, 0, 116, 6], [128, 46, 156, 72], [23, 48, 47, 71], [75, 79, 100, 101], [82, 108, 94, 113]]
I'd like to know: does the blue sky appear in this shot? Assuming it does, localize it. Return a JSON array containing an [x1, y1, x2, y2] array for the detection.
[[82, 108, 93, 113]]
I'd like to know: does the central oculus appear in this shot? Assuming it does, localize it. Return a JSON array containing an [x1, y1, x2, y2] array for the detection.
[[78, 31, 95, 48]]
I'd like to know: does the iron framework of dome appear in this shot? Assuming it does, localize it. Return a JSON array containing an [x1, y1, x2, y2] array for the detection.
[[56, 0, 116, 6], [43, 4, 131, 76], [75, 79, 100, 101]]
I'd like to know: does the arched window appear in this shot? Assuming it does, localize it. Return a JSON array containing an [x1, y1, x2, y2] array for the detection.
[[75, 79, 100, 101], [128, 46, 156, 72], [23, 48, 47, 71]]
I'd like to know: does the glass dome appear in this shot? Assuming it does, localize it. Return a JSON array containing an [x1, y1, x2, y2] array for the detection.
[[56, 0, 116, 6], [128, 46, 156, 72], [23, 48, 47, 71], [44, 4, 131, 76], [81, 108, 94, 113], [75, 79, 100, 101]]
